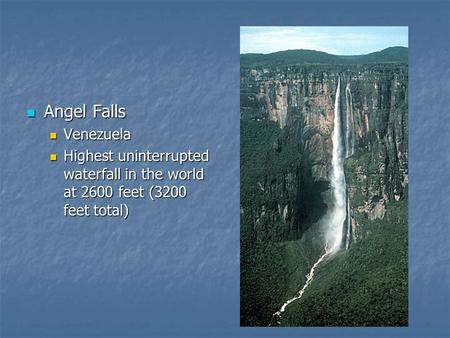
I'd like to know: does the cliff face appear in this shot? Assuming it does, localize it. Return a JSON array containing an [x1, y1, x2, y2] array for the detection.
[[240, 62, 408, 242], [343, 66, 408, 239]]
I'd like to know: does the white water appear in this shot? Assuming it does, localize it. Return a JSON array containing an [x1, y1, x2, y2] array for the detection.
[[345, 83, 355, 158], [327, 77, 347, 252], [272, 77, 347, 324], [345, 193, 351, 249], [344, 83, 354, 248], [272, 244, 334, 322]]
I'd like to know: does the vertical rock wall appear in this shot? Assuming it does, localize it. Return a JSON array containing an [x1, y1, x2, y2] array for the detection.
[[240, 64, 408, 242]]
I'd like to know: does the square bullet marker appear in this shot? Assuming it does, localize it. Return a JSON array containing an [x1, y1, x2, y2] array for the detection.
[[50, 154, 57, 161], [50, 132, 57, 140], [27, 109, 36, 118]]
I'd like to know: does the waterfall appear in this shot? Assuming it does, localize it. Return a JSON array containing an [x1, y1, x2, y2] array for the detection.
[[328, 76, 347, 252], [345, 192, 351, 249], [272, 77, 348, 324], [343, 82, 354, 249], [345, 83, 355, 158]]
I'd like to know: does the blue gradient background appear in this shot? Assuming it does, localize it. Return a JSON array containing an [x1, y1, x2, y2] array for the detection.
[[1, 1, 449, 337]]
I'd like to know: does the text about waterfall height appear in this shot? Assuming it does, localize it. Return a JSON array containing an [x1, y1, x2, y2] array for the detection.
[[62, 149, 209, 219]]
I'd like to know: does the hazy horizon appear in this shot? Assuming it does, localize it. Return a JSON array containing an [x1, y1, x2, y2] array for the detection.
[[240, 27, 408, 55], [240, 45, 407, 56]]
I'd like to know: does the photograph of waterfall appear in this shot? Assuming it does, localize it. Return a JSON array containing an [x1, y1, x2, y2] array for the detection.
[[240, 27, 408, 327]]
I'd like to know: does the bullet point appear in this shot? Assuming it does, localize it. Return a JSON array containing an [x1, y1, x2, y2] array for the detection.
[[27, 109, 36, 118], [50, 153, 57, 161], [50, 132, 57, 140]]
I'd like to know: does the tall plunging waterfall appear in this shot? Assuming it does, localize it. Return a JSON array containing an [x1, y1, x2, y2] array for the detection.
[[345, 83, 355, 158], [328, 76, 347, 252], [343, 82, 354, 249], [272, 77, 348, 323]]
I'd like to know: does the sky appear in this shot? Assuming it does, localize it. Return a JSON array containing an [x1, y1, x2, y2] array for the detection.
[[240, 26, 408, 55]]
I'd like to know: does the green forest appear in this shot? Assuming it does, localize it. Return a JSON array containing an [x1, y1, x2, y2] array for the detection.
[[281, 198, 408, 326]]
